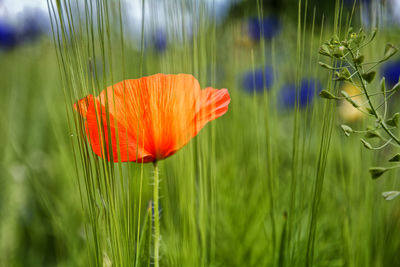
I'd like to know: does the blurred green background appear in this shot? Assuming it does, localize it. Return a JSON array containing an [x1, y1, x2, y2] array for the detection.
[[1, 0, 400, 266]]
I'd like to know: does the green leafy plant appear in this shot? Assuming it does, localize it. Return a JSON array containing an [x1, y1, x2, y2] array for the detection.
[[319, 28, 400, 200]]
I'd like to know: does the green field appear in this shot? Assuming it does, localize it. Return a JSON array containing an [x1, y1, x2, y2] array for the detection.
[[1, 1, 400, 266]]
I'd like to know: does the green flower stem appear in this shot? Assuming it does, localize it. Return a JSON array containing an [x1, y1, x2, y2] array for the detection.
[[349, 49, 400, 145], [153, 161, 160, 267]]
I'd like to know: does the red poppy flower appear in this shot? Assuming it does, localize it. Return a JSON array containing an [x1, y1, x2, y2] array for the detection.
[[74, 73, 230, 163]]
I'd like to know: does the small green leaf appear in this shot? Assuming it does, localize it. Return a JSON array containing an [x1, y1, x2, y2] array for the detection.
[[389, 153, 400, 162], [380, 77, 386, 93], [341, 40, 349, 48], [341, 68, 351, 80], [361, 71, 376, 83], [332, 47, 344, 58], [370, 28, 377, 42], [334, 71, 342, 80], [330, 35, 340, 44], [319, 44, 331, 57], [361, 138, 373, 150], [335, 68, 352, 81], [386, 113, 400, 127], [364, 130, 381, 139], [382, 191, 400, 201], [391, 81, 400, 92], [340, 90, 350, 98], [369, 167, 387, 179], [383, 43, 398, 61], [319, 90, 337, 99], [365, 107, 376, 116], [318, 62, 335, 70], [353, 29, 366, 45], [341, 124, 353, 137], [341, 91, 360, 108], [353, 54, 364, 65]]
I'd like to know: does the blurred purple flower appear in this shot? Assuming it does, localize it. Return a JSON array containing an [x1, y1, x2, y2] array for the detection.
[[152, 29, 167, 53], [0, 8, 49, 50], [381, 60, 400, 88], [247, 16, 281, 41], [19, 9, 48, 43], [0, 20, 18, 50], [344, 0, 371, 6], [279, 79, 322, 108], [242, 66, 274, 93]]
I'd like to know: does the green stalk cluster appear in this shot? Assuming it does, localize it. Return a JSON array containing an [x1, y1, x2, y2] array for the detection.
[[318, 28, 400, 200]]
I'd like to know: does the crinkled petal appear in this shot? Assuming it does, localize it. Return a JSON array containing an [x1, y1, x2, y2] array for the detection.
[[74, 74, 230, 162]]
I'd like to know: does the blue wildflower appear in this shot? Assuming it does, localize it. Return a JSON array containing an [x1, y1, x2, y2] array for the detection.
[[381, 60, 400, 87], [247, 16, 281, 41], [279, 79, 322, 108], [242, 66, 274, 93], [19, 10, 48, 43], [152, 29, 167, 53], [344, 0, 371, 6], [0, 21, 18, 50]]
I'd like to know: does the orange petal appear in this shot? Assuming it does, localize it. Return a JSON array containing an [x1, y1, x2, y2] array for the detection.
[[96, 74, 202, 160], [74, 74, 230, 162], [81, 95, 152, 162], [74, 95, 94, 118], [194, 87, 230, 130]]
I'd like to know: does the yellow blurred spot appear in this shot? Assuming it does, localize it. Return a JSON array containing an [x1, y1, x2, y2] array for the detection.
[[235, 35, 256, 48], [339, 83, 364, 122]]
